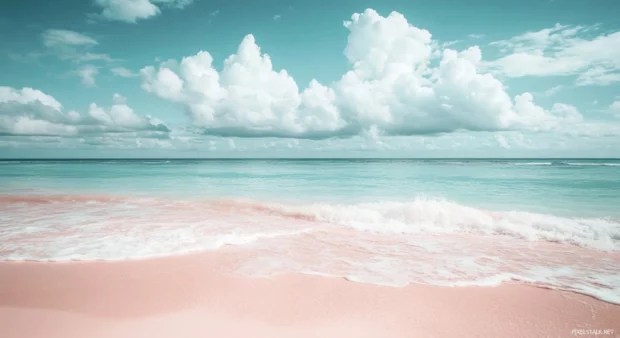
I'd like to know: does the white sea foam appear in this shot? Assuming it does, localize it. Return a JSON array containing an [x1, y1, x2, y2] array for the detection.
[[515, 162, 553, 166], [0, 227, 314, 262], [232, 231, 620, 304], [565, 162, 620, 166], [263, 198, 620, 251], [1, 196, 619, 304], [514, 162, 620, 167]]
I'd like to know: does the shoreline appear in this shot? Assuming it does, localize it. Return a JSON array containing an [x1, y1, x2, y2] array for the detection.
[[1, 250, 619, 338]]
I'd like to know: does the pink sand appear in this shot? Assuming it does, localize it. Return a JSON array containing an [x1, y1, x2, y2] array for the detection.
[[1, 251, 618, 338]]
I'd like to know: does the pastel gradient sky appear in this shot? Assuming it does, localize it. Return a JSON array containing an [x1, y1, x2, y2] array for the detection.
[[1, 0, 619, 158]]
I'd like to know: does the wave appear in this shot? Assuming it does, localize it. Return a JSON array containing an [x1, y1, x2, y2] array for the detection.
[[254, 198, 620, 251], [514, 161, 620, 167], [2, 195, 618, 252], [1, 226, 315, 262], [564, 162, 620, 167], [515, 162, 553, 166], [3, 194, 619, 303], [141, 160, 171, 164]]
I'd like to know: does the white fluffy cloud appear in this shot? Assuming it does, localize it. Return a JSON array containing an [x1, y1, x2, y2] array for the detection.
[[486, 24, 620, 86], [0, 87, 169, 138], [94, 0, 194, 23], [141, 9, 579, 139], [141, 35, 345, 138]]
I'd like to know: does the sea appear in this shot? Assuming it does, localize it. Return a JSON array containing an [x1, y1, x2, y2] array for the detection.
[[1, 158, 619, 303]]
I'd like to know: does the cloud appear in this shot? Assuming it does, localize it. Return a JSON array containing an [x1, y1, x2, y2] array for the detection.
[[113, 93, 127, 104], [111, 66, 139, 77], [468, 34, 484, 39], [93, 0, 194, 23], [30, 30, 133, 89], [485, 24, 620, 86], [74, 52, 117, 63], [39, 29, 117, 65], [273, 15, 281, 20], [76, 65, 99, 87], [0, 87, 62, 111], [41, 29, 98, 48], [141, 9, 579, 140], [575, 67, 620, 86], [154, 0, 194, 9], [539, 85, 564, 97], [0, 87, 169, 139]]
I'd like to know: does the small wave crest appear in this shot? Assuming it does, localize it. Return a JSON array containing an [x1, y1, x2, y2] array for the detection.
[[516, 161, 620, 167], [257, 198, 620, 251], [2, 195, 618, 252], [515, 162, 553, 166]]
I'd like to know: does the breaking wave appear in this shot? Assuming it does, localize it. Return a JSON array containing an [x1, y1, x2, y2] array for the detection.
[[257, 198, 620, 251], [2, 195, 620, 304]]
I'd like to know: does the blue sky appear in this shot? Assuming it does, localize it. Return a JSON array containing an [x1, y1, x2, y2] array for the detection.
[[1, 0, 619, 158]]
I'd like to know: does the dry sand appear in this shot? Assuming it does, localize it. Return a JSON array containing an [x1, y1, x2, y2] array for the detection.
[[1, 250, 618, 338]]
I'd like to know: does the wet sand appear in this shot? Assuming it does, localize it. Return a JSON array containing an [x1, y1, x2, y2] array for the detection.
[[1, 251, 618, 338]]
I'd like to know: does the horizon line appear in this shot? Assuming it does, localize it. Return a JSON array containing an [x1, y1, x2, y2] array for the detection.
[[1, 157, 620, 161]]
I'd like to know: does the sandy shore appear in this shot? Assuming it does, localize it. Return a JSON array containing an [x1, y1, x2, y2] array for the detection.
[[1, 250, 618, 338]]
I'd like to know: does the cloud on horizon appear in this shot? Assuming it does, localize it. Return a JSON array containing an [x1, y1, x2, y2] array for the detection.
[[0, 87, 170, 143]]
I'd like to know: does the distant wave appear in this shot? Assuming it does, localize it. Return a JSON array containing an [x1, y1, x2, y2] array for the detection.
[[515, 161, 620, 167], [515, 162, 553, 166], [141, 161, 171, 164], [564, 162, 620, 167]]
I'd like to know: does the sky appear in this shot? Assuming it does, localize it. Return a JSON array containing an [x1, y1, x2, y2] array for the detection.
[[1, 0, 619, 158]]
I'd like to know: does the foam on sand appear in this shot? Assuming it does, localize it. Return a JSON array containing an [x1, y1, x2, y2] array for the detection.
[[1, 251, 619, 338], [1, 195, 619, 304]]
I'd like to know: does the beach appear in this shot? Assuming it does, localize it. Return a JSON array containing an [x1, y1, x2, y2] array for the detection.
[[2, 0, 620, 335], [2, 251, 619, 338], [1, 159, 620, 337]]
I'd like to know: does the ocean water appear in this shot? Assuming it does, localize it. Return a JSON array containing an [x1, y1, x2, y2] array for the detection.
[[1, 159, 619, 303]]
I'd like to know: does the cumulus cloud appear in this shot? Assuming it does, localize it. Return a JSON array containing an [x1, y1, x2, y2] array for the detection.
[[0, 87, 169, 139], [141, 35, 346, 139], [485, 24, 620, 86], [93, 0, 194, 23], [141, 9, 579, 139]]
